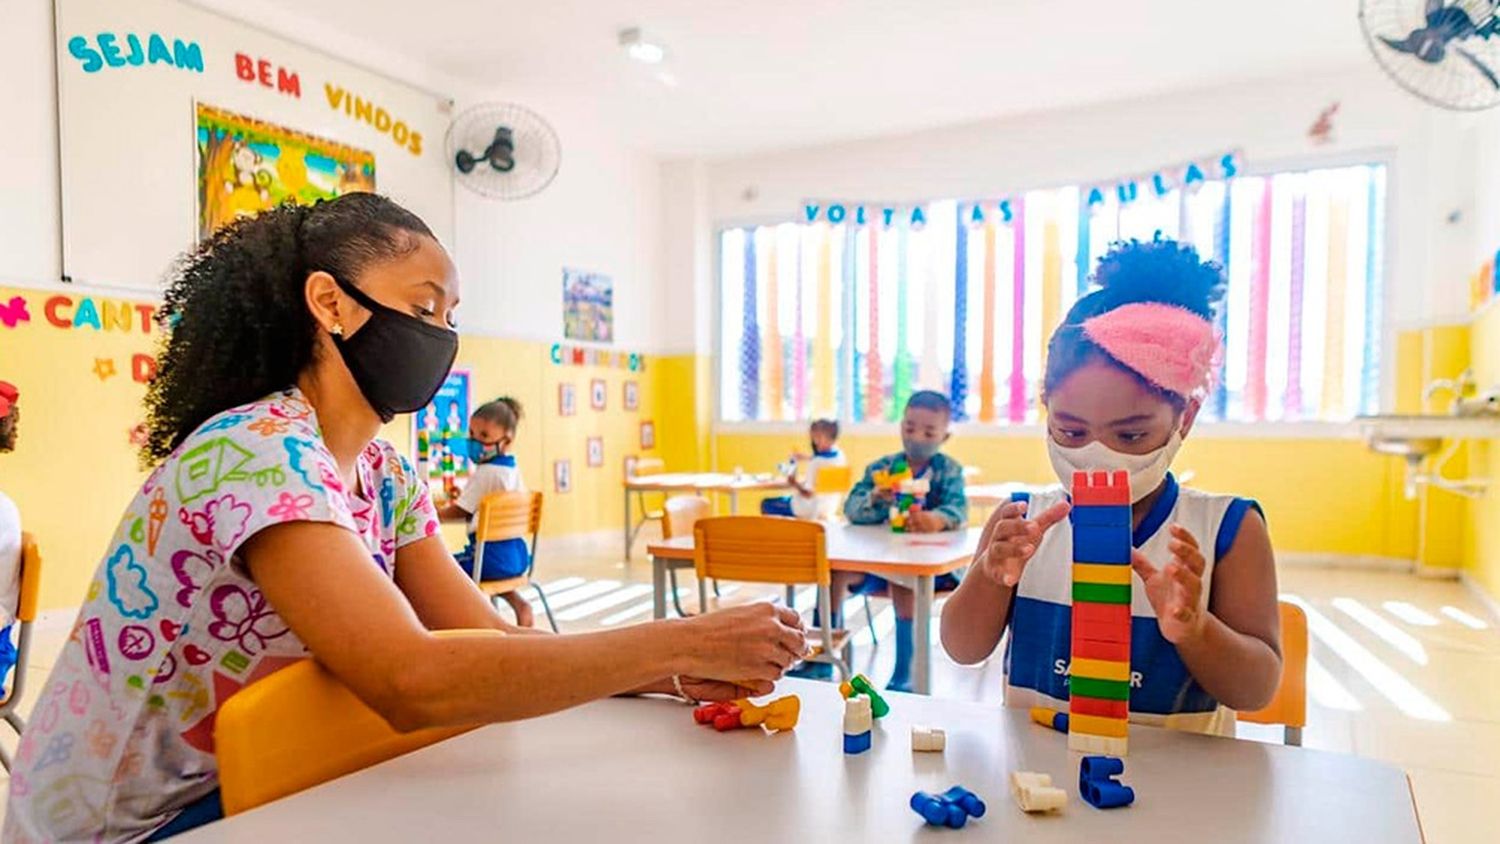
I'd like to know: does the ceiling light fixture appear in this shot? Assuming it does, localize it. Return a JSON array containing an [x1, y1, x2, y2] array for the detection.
[[619, 28, 665, 65]]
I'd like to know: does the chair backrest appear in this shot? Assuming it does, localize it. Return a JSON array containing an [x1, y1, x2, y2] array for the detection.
[[216, 630, 491, 816], [475, 491, 542, 544], [662, 496, 711, 540], [694, 516, 829, 587], [17, 532, 40, 624], [812, 465, 853, 496], [630, 457, 666, 479], [1240, 601, 1308, 731]]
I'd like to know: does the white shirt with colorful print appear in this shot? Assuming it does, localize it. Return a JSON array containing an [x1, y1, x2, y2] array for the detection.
[[2, 389, 439, 843]]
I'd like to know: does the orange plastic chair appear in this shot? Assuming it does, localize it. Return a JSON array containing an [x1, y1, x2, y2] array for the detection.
[[694, 517, 850, 680], [215, 630, 493, 816], [662, 496, 716, 616], [625, 457, 668, 560], [1240, 600, 1308, 746], [471, 491, 555, 631], [0, 532, 41, 772]]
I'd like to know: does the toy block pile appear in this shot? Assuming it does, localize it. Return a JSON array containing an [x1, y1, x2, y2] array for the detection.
[[1069, 470, 1132, 756]]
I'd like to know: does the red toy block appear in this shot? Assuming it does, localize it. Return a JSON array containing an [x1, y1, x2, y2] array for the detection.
[[1072, 470, 1131, 507], [1073, 601, 1130, 627], [694, 701, 737, 726], [1069, 694, 1130, 720], [1070, 637, 1131, 662], [713, 705, 746, 731]]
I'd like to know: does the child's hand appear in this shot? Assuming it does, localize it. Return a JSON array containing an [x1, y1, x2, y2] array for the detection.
[[872, 487, 895, 504], [1131, 524, 1208, 644], [976, 500, 1071, 587], [906, 510, 947, 533]]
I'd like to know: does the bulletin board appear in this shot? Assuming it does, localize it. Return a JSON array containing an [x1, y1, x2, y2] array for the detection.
[[54, 0, 455, 291]]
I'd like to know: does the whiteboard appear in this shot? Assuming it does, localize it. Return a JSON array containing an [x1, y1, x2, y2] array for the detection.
[[54, 0, 454, 292]]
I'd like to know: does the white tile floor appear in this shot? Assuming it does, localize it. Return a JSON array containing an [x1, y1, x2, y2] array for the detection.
[[3, 536, 1498, 842]]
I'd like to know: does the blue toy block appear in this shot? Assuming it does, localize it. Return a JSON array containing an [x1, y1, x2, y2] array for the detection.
[[941, 786, 987, 818], [910, 785, 986, 829], [1070, 505, 1131, 528], [844, 730, 871, 754], [909, 792, 967, 829], [1079, 755, 1135, 809], [1072, 523, 1131, 564]]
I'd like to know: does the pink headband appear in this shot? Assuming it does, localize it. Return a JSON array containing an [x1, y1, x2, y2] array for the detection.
[[1082, 303, 1221, 398], [0, 381, 14, 419]]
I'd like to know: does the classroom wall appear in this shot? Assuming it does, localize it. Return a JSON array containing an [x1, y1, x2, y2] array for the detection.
[[682, 67, 1500, 567]]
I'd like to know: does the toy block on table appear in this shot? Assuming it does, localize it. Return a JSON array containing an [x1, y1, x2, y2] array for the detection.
[[1029, 706, 1069, 733], [1010, 771, 1068, 813], [911, 725, 946, 752], [842, 696, 873, 755], [842, 674, 890, 718], [1079, 755, 1135, 809], [692, 695, 800, 732], [1069, 469, 1132, 756], [910, 785, 986, 829]]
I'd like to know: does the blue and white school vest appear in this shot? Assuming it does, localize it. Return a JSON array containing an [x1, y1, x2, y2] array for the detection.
[[1002, 474, 1257, 736]]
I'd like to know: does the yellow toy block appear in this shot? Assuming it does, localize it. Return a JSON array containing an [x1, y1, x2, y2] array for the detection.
[[1072, 563, 1132, 586], [1068, 713, 1129, 738], [1069, 657, 1131, 682], [761, 695, 800, 731]]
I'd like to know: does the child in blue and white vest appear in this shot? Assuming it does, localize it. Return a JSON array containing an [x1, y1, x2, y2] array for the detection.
[[437, 396, 534, 626], [761, 418, 847, 520], [940, 239, 1282, 734]]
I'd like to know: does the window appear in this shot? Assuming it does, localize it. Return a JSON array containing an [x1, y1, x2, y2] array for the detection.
[[719, 162, 1386, 424]]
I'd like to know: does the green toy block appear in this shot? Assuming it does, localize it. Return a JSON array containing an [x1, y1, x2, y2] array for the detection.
[[1071, 582, 1132, 605], [1068, 676, 1131, 701], [849, 674, 891, 718]]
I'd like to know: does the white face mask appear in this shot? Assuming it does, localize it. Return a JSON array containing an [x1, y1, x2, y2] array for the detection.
[[1046, 431, 1183, 504]]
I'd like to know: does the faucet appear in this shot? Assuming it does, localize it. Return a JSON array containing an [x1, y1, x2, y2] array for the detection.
[[1424, 370, 1476, 415]]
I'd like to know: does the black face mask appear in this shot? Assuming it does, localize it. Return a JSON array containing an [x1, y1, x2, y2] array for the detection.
[[330, 276, 458, 423]]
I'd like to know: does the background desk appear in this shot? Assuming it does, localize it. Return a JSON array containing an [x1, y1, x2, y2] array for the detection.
[[649, 524, 982, 694], [186, 679, 1423, 843], [624, 473, 791, 560]]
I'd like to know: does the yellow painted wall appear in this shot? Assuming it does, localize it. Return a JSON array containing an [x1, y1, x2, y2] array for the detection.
[[713, 430, 1418, 557], [0, 285, 685, 609]]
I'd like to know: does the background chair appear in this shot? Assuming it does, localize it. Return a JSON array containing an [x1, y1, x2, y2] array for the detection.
[[0, 532, 40, 772], [625, 457, 667, 560], [693, 516, 850, 680], [471, 491, 556, 632], [215, 631, 491, 816], [1240, 600, 1308, 746], [662, 495, 712, 616], [805, 465, 877, 645]]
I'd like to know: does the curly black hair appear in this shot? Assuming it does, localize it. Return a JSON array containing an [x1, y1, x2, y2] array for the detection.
[[0, 405, 17, 454], [1043, 236, 1226, 406], [142, 193, 436, 466]]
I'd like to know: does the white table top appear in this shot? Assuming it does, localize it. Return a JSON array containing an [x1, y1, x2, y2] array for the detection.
[[649, 523, 983, 576], [185, 678, 1421, 843]]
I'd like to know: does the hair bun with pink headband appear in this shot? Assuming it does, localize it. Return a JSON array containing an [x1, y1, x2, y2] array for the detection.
[[1082, 303, 1222, 399], [0, 381, 16, 419]]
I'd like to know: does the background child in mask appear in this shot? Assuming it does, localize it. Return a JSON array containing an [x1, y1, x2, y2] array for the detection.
[[0, 382, 22, 688], [939, 238, 1281, 732], [436, 396, 534, 626], [811, 390, 967, 691], [760, 418, 846, 519]]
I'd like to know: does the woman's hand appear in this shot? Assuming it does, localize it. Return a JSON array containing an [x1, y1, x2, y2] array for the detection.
[[683, 602, 808, 685], [1131, 524, 1208, 644], [677, 677, 774, 701], [975, 499, 1071, 587]]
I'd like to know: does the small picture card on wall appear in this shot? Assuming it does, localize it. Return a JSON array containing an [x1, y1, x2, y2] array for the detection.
[[558, 382, 577, 417], [554, 459, 573, 493], [640, 420, 656, 450], [587, 436, 604, 467], [591, 379, 607, 410], [623, 380, 639, 412]]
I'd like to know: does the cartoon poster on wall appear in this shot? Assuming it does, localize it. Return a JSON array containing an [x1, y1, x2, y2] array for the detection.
[[563, 268, 614, 343], [196, 103, 376, 240], [414, 368, 472, 499]]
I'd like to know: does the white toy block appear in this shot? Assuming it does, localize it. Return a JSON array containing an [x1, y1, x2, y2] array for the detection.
[[910, 726, 946, 752], [1011, 771, 1068, 813], [843, 696, 873, 735], [1067, 731, 1128, 756]]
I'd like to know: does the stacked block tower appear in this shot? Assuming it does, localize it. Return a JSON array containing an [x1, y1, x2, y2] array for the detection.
[[1068, 470, 1132, 756]]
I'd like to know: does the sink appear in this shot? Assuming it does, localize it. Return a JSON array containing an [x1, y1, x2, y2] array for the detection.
[[1356, 414, 1500, 499]]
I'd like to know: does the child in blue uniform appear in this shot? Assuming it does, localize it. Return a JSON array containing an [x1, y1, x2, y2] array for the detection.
[[807, 391, 968, 691], [761, 418, 846, 519], [940, 239, 1282, 732], [437, 396, 534, 626]]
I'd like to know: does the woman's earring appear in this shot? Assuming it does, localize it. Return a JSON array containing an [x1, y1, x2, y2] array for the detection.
[[330, 323, 344, 337]]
